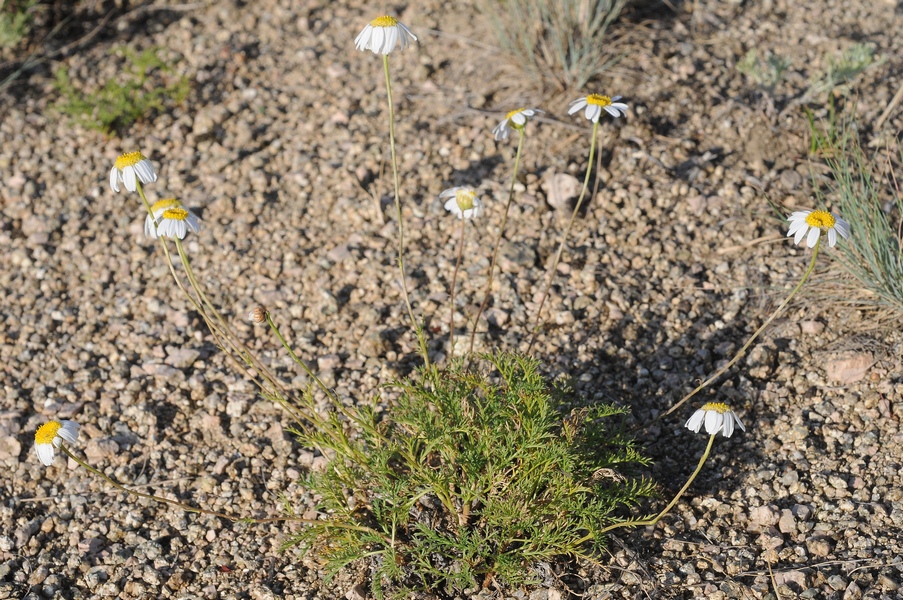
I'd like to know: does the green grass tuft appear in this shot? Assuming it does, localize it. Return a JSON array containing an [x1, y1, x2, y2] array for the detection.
[[54, 46, 189, 135], [477, 0, 627, 91], [0, 0, 35, 49], [808, 116, 903, 313], [285, 352, 654, 596]]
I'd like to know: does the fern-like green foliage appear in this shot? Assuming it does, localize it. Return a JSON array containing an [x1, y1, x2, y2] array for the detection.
[[54, 46, 189, 135], [285, 352, 655, 597], [0, 0, 34, 49]]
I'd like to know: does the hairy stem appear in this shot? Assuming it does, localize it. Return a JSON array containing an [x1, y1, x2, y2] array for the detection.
[[469, 127, 526, 355], [658, 240, 822, 421], [528, 119, 599, 352], [449, 216, 467, 358]]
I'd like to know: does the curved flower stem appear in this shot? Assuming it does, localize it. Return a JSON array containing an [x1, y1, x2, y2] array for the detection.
[[383, 54, 430, 367], [468, 127, 526, 355], [657, 240, 822, 422], [528, 119, 600, 352], [449, 216, 467, 358], [60, 446, 390, 539], [597, 434, 716, 535]]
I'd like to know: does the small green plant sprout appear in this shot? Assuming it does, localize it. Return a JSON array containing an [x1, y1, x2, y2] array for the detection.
[[354, 15, 429, 365], [809, 119, 903, 313], [809, 43, 881, 101], [54, 46, 189, 135], [469, 107, 542, 354], [529, 93, 628, 351], [736, 49, 791, 92], [286, 353, 655, 595], [0, 0, 35, 49], [478, 0, 627, 90], [441, 186, 483, 358], [659, 207, 851, 420]]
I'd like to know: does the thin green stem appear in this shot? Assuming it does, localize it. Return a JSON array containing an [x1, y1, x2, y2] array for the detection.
[[61, 446, 389, 538], [469, 127, 526, 355], [598, 434, 716, 535], [528, 119, 600, 352], [658, 240, 822, 422], [383, 54, 429, 367], [449, 216, 467, 358], [264, 311, 335, 402]]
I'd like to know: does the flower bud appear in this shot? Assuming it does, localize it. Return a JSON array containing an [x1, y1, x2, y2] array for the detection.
[[248, 306, 267, 324]]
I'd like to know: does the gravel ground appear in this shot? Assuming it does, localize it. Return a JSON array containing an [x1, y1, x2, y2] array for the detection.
[[1, 0, 902, 598]]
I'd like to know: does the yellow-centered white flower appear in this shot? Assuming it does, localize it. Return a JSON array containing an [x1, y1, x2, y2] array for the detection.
[[492, 107, 543, 141], [567, 94, 628, 123], [34, 420, 81, 466], [145, 198, 201, 240], [441, 186, 482, 220], [786, 209, 850, 248], [685, 402, 746, 438], [355, 15, 417, 55], [110, 151, 157, 193]]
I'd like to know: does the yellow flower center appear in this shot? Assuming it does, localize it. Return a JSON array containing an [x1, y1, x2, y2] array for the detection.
[[114, 151, 146, 169], [151, 198, 182, 213], [506, 108, 526, 120], [35, 421, 62, 445], [586, 94, 613, 107], [700, 402, 730, 414], [371, 15, 398, 27], [162, 207, 189, 221], [805, 210, 836, 230], [455, 189, 475, 211]]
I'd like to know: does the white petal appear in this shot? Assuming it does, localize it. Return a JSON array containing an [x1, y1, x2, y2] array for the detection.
[[440, 187, 460, 199], [35, 443, 55, 466], [384, 28, 398, 53], [493, 122, 509, 141], [586, 104, 601, 122], [110, 167, 120, 192], [685, 409, 705, 433], [610, 102, 629, 114], [354, 25, 371, 51], [611, 95, 622, 101], [722, 416, 734, 437], [511, 112, 526, 125], [604, 105, 621, 117], [704, 410, 723, 435], [122, 166, 137, 192], [834, 218, 851, 239], [57, 421, 80, 444], [370, 26, 385, 54], [790, 211, 811, 219], [786, 220, 806, 237], [568, 99, 587, 115], [733, 412, 746, 431], [827, 228, 837, 247], [806, 227, 820, 248], [444, 198, 459, 212], [794, 225, 808, 245]]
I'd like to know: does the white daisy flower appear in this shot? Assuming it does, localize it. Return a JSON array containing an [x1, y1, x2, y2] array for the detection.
[[355, 15, 417, 55], [147, 199, 201, 240], [567, 94, 629, 123], [144, 198, 184, 238], [492, 107, 544, 141], [34, 420, 81, 466], [786, 209, 851, 248], [110, 151, 157, 193], [441, 186, 482, 220], [685, 402, 746, 438]]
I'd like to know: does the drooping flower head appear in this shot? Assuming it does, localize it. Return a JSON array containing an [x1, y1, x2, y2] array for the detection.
[[685, 403, 746, 438], [567, 94, 629, 123], [786, 209, 850, 248], [355, 15, 417, 55], [34, 420, 81, 466], [144, 198, 201, 240], [110, 151, 157, 193], [441, 186, 482, 220], [492, 107, 544, 141]]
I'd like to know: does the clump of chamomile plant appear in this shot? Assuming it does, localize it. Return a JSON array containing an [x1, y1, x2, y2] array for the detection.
[[30, 10, 864, 600], [287, 352, 656, 595]]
